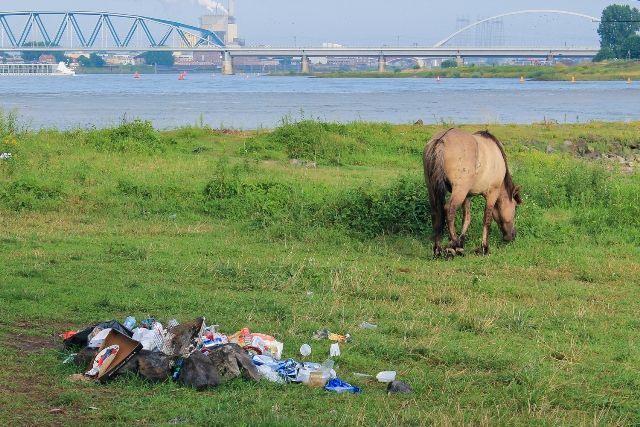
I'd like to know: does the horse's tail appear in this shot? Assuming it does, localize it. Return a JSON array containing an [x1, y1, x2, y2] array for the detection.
[[423, 129, 452, 236]]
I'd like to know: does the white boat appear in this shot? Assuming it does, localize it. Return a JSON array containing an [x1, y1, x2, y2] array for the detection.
[[54, 62, 75, 76], [0, 62, 75, 76]]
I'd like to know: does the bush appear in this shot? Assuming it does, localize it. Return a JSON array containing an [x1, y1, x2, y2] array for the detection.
[[0, 176, 64, 211], [245, 119, 365, 165], [85, 119, 168, 153]]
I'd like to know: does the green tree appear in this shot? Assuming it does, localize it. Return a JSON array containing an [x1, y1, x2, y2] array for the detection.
[[78, 53, 105, 68], [621, 34, 640, 59], [20, 42, 68, 63], [597, 4, 640, 55], [139, 51, 175, 66], [441, 59, 458, 68]]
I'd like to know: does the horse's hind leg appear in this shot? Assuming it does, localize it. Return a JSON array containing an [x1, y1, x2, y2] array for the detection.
[[445, 189, 467, 256], [456, 197, 472, 256], [428, 187, 445, 258]]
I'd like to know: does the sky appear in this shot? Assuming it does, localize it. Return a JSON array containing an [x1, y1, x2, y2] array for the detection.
[[1, 1, 638, 46]]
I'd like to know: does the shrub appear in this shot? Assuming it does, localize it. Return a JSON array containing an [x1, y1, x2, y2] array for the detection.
[[85, 119, 167, 153], [0, 176, 64, 211]]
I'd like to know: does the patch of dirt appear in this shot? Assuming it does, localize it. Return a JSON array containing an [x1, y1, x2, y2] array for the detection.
[[0, 319, 79, 353]]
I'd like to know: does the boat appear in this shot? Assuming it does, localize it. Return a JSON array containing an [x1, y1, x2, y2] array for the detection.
[[0, 61, 75, 76], [133, 72, 141, 79]]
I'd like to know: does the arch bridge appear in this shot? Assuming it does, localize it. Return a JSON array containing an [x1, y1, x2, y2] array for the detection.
[[435, 10, 599, 47], [0, 11, 225, 49]]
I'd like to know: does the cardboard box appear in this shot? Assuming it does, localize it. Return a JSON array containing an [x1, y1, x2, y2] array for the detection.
[[95, 329, 143, 383]]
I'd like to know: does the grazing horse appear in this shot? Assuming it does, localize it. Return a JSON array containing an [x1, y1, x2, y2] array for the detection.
[[423, 128, 522, 257]]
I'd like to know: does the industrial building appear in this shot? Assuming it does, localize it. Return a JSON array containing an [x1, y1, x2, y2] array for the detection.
[[199, 0, 244, 46]]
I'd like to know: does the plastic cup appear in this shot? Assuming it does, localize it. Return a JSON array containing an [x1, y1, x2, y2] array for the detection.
[[300, 344, 312, 357]]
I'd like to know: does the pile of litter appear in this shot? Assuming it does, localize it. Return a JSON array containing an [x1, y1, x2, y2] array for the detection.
[[0, 152, 12, 160], [61, 316, 412, 395]]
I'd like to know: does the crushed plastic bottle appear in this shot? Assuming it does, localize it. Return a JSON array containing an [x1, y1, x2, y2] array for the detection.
[[359, 321, 377, 330], [123, 316, 137, 330], [257, 365, 285, 384]]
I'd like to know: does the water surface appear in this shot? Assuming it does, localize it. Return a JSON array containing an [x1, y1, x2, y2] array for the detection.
[[0, 74, 637, 129]]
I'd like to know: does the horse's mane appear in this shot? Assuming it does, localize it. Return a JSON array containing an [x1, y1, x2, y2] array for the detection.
[[473, 130, 516, 200]]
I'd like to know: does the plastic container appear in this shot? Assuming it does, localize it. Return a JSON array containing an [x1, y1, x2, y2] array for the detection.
[[376, 371, 397, 383], [308, 370, 330, 388]]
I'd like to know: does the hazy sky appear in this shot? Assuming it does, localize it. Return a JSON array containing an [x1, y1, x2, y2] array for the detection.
[[1, 1, 638, 46]]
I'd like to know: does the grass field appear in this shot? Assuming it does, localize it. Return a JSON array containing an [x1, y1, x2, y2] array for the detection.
[[1, 113, 639, 425], [310, 61, 640, 81]]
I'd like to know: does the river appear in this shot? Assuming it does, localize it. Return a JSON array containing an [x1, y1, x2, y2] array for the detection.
[[0, 73, 638, 129]]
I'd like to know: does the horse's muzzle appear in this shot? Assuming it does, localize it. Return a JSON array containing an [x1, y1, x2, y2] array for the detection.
[[504, 228, 517, 242]]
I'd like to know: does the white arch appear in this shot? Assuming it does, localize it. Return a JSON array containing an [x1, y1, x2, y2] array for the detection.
[[434, 10, 599, 47]]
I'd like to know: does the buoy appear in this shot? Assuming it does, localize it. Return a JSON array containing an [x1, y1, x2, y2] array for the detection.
[[627, 77, 632, 85], [571, 75, 576, 84], [133, 72, 140, 79], [178, 72, 185, 80], [436, 75, 441, 82], [520, 75, 524, 83]]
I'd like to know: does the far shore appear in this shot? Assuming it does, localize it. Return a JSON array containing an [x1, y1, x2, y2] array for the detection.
[[272, 61, 640, 81]]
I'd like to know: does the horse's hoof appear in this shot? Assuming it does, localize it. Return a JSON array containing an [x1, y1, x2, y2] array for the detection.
[[474, 246, 489, 256], [445, 248, 457, 258], [455, 247, 465, 256]]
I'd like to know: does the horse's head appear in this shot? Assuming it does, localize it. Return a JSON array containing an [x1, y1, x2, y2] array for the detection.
[[494, 185, 522, 242]]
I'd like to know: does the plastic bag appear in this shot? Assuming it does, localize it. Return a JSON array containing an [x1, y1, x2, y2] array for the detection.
[[324, 378, 361, 394]]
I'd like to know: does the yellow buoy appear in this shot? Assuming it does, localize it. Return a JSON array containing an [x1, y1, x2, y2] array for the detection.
[[627, 77, 632, 85], [571, 75, 576, 84], [519, 75, 524, 83]]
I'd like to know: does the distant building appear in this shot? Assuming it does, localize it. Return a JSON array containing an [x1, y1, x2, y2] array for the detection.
[[38, 54, 56, 64], [199, 0, 244, 46]]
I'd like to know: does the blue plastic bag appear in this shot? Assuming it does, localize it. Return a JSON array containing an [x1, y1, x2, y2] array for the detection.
[[324, 378, 361, 393]]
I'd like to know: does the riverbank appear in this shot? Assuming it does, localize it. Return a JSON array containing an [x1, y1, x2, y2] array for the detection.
[[305, 61, 640, 81], [1, 117, 639, 425]]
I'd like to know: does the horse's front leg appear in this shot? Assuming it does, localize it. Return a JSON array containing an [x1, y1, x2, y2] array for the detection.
[[476, 192, 499, 255], [445, 190, 467, 257]]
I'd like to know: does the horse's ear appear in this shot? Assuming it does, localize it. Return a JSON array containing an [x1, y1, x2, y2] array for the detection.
[[512, 186, 522, 205]]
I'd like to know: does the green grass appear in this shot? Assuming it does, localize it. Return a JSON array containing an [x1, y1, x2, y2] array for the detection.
[[1, 114, 639, 425], [311, 60, 640, 81]]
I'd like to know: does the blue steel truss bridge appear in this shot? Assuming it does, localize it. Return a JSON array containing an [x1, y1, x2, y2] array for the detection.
[[0, 11, 225, 50]]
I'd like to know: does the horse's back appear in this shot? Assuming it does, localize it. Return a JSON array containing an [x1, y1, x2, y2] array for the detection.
[[470, 132, 507, 194], [438, 129, 479, 187]]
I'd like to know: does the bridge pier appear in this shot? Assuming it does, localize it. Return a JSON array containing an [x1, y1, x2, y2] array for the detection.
[[222, 51, 234, 75], [301, 54, 310, 74], [456, 54, 464, 66], [415, 58, 426, 69], [546, 53, 555, 63], [378, 55, 386, 73]]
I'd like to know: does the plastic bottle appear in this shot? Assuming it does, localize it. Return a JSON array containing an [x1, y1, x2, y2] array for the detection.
[[123, 316, 136, 330]]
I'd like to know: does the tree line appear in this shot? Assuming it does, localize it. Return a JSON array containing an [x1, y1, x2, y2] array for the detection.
[[594, 4, 640, 61]]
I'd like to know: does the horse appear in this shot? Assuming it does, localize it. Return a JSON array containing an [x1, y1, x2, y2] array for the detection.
[[423, 128, 522, 257]]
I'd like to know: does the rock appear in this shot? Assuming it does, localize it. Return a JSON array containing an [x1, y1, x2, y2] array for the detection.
[[207, 343, 261, 382], [120, 350, 177, 382], [178, 351, 222, 390], [166, 317, 204, 357], [305, 161, 317, 169], [387, 380, 413, 394], [546, 145, 555, 154], [563, 140, 574, 149]]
